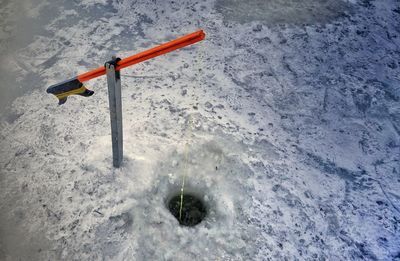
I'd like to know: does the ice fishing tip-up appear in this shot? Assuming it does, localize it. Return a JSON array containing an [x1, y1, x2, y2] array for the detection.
[[46, 30, 205, 168], [46, 30, 205, 104]]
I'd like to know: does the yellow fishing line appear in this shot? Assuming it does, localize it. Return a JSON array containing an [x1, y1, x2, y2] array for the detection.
[[179, 36, 204, 222]]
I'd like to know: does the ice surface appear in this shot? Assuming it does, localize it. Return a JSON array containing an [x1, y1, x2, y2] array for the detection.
[[215, 0, 352, 25], [1, 0, 400, 260]]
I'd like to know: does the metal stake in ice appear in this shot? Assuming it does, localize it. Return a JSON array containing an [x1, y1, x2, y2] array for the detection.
[[105, 57, 123, 168]]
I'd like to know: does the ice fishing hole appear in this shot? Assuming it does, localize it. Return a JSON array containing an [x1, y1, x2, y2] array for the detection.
[[167, 193, 207, 227]]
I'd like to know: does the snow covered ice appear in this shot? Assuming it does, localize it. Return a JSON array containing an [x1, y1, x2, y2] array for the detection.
[[0, 0, 400, 260]]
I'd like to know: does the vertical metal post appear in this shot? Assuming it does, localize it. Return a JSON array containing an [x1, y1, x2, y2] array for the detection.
[[105, 57, 123, 168]]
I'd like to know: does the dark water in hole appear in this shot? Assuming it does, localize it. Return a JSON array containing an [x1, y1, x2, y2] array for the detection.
[[168, 194, 207, 227]]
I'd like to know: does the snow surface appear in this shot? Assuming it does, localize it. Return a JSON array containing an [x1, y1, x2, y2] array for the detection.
[[0, 0, 400, 260]]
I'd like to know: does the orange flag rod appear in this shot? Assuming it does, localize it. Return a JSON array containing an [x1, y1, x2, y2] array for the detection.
[[78, 30, 205, 82], [47, 30, 205, 104]]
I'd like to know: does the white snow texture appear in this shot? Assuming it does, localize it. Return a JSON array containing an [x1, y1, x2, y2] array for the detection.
[[0, 0, 399, 260]]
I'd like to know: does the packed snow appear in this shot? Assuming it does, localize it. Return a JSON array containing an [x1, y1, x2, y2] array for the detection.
[[0, 0, 399, 260]]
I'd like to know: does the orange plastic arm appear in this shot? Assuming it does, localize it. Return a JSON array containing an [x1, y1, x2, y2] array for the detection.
[[77, 30, 205, 82]]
